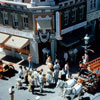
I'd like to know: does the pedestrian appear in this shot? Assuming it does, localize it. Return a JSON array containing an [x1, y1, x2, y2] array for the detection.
[[68, 48, 74, 62], [43, 74, 46, 87], [28, 72, 32, 92], [54, 61, 60, 70], [82, 55, 87, 64], [16, 78, 22, 90], [28, 54, 33, 71], [73, 48, 78, 62], [31, 69, 39, 87], [39, 72, 44, 93], [48, 63, 53, 72], [64, 51, 68, 63], [59, 68, 66, 81], [64, 63, 69, 75], [46, 56, 52, 66], [18, 66, 23, 79], [40, 69, 44, 75], [42, 47, 50, 64], [23, 66, 28, 85], [53, 67, 59, 85], [30, 76, 35, 94], [9, 86, 15, 100], [46, 70, 53, 86], [84, 53, 89, 63]]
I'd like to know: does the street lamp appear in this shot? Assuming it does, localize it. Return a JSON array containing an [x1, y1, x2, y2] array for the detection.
[[82, 34, 90, 54], [84, 34, 90, 46]]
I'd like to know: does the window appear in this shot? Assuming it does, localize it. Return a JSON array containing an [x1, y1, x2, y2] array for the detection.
[[64, 10, 69, 25], [40, 0, 46, 2], [80, 6, 85, 20], [3, 12, 8, 25], [70, 1, 73, 5], [72, 8, 77, 23], [75, 0, 79, 3], [22, 15, 29, 30], [64, 3, 68, 6], [59, 4, 63, 8], [12, 14, 18, 28], [90, 0, 96, 9]]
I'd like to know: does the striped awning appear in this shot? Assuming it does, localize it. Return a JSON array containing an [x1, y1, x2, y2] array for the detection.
[[5, 36, 29, 49]]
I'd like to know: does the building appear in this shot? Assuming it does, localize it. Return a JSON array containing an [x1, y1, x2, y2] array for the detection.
[[55, 0, 87, 60], [0, 0, 58, 64], [87, 0, 100, 41]]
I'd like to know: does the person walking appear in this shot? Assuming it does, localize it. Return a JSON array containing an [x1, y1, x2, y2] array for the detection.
[[42, 47, 50, 64], [9, 86, 15, 100], [53, 67, 59, 85], [31, 69, 39, 87], [54, 61, 60, 70], [64, 63, 69, 75], [30, 76, 35, 94], [59, 68, 66, 81], [39, 72, 44, 93], [64, 51, 68, 63], [46, 70, 53, 86], [23, 66, 28, 86], [18, 66, 23, 79], [28, 54, 33, 71], [28, 72, 32, 92]]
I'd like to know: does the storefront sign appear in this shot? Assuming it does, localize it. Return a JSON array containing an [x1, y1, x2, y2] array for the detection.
[[87, 10, 100, 22], [0, 26, 33, 39]]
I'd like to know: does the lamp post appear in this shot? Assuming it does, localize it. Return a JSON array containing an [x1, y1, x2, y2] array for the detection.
[[82, 34, 90, 55]]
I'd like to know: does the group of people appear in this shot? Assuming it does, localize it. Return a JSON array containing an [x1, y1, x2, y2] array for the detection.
[[15, 52, 74, 95], [8, 47, 94, 100]]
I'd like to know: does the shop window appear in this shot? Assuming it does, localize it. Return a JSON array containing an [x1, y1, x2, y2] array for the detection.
[[3, 12, 8, 25], [12, 14, 18, 28]]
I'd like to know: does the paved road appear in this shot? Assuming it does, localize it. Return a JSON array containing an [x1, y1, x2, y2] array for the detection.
[[0, 40, 100, 100]]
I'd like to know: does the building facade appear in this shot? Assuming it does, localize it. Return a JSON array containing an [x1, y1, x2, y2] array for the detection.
[[0, 0, 58, 64], [55, 0, 87, 60], [0, 0, 99, 64], [87, 0, 100, 41]]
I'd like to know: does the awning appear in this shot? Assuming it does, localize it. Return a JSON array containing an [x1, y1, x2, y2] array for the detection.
[[5, 36, 29, 49], [0, 33, 10, 44]]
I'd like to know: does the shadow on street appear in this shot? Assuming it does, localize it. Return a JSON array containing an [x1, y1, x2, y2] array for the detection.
[[1, 68, 18, 80]]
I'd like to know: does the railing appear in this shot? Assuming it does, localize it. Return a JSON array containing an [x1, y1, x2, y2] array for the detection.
[[87, 57, 100, 75], [87, 57, 100, 68]]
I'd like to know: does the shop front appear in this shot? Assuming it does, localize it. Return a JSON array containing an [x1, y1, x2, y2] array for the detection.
[[34, 14, 56, 64], [0, 26, 33, 61]]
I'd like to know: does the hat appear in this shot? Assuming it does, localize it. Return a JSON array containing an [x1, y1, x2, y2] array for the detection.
[[35, 96, 40, 100]]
